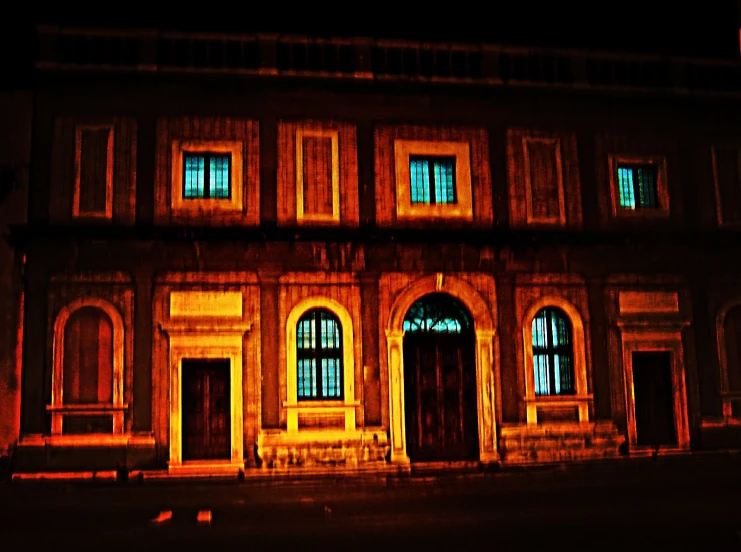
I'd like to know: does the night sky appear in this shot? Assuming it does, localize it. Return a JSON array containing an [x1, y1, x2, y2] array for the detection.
[[1, 1, 740, 89]]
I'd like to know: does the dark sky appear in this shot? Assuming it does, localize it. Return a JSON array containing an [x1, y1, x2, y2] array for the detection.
[[2, 1, 740, 89]]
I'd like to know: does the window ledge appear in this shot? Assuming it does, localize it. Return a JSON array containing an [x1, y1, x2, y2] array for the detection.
[[523, 395, 593, 404], [46, 403, 128, 413], [283, 400, 360, 409]]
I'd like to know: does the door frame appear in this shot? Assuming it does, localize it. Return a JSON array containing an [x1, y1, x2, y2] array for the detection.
[[181, 359, 232, 461], [163, 327, 248, 472], [385, 274, 499, 465], [620, 326, 690, 452]]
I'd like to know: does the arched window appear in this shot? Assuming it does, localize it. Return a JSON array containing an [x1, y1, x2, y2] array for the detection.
[[531, 307, 575, 396], [296, 308, 343, 400], [403, 293, 473, 333], [63, 306, 114, 405], [723, 306, 741, 394], [51, 299, 125, 437]]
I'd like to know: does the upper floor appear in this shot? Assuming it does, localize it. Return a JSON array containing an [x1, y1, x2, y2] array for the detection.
[[23, 26, 741, 238]]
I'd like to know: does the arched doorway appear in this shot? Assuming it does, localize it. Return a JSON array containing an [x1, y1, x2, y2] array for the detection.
[[402, 293, 479, 461]]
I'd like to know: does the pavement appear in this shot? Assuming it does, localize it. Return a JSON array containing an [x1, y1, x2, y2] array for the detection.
[[1, 451, 740, 551]]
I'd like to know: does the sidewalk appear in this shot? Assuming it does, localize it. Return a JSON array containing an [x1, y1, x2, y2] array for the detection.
[[7, 449, 740, 487]]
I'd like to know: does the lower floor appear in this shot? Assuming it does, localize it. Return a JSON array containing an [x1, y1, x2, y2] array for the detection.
[[10, 269, 741, 474]]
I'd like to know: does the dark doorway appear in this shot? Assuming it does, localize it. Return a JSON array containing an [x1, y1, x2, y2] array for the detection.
[[182, 359, 231, 461], [632, 351, 677, 447], [403, 293, 479, 462]]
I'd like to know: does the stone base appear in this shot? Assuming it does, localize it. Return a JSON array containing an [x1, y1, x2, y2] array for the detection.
[[499, 421, 625, 465], [257, 428, 389, 469], [698, 420, 741, 451], [12, 434, 157, 473]]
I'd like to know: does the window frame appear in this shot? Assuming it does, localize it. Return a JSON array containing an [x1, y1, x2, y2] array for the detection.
[[522, 135, 566, 225], [49, 298, 126, 437], [711, 145, 741, 227], [608, 154, 669, 218], [171, 140, 243, 213], [295, 308, 344, 401], [715, 300, 741, 425], [521, 297, 590, 425], [284, 297, 358, 433], [295, 128, 340, 224], [394, 140, 473, 221], [73, 124, 114, 219], [531, 307, 576, 397]]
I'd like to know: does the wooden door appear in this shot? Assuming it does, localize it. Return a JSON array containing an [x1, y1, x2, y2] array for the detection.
[[403, 334, 478, 461], [632, 351, 677, 447], [182, 359, 231, 461]]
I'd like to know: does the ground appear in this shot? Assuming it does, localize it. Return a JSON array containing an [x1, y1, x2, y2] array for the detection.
[[2, 453, 740, 551]]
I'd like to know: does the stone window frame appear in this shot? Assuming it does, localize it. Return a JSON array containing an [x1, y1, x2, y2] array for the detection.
[[715, 299, 741, 425], [393, 139, 473, 221], [295, 128, 340, 224], [284, 296, 358, 433], [522, 135, 566, 226], [171, 139, 244, 214], [73, 124, 114, 219], [521, 296, 591, 425], [608, 153, 670, 219], [49, 298, 126, 438]]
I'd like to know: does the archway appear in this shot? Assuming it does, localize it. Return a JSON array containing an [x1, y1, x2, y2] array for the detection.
[[402, 293, 479, 461]]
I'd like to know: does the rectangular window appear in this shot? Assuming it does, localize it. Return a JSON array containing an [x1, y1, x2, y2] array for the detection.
[[394, 140, 472, 221], [74, 125, 114, 218], [183, 152, 231, 200], [617, 164, 658, 209], [522, 136, 565, 225], [409, 155, 457, 204], [295, 129, 340, 223]]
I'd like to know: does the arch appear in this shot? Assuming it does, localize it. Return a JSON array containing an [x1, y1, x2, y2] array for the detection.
[[716, 299, 741, 423], [285, 296, 357, 432], [385, 274, 498, 465], [403, 292, 473, 333], [521, 296, 590, 424], [51, 298, 125, 435], [388, 274, 494, 334]]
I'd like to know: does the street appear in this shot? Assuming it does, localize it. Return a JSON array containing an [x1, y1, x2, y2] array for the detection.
[[2, 454, 740, 551]]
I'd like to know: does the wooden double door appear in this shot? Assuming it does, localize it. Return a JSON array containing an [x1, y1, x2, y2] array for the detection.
[[182, 359, 231, 461], [403, 334, 479, 461]]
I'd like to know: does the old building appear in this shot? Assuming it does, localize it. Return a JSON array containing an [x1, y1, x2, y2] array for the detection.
[[8, 25, 741, 476]]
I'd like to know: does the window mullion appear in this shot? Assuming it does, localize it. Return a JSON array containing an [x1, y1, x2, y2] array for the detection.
[[428, 160, 437, 205], [203, 154, 211, 199]]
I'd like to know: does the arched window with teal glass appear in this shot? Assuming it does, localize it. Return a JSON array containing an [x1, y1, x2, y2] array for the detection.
[[296, 308, 343, 400], [531, 307, 575, 396]]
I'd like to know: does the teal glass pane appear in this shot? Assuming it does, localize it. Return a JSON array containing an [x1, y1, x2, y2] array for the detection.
[[434, 158, 456, 204], [618, 167, 635, 209], [410, 159, 431, 203], [210, 155, 230, 199], [184, 155, 205, 198]]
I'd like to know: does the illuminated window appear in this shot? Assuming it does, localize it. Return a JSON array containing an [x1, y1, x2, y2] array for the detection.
[[296, 309, 343, 400], [403, 293, 472, 333], [617, 164, 658, 210], [531, 307, 575, 396], [409, 156, 457, 205], [170, 140, 243, 213], [608, 154, 668, 218], [394, 140, 472, 220], [183, 152, 231, 199]]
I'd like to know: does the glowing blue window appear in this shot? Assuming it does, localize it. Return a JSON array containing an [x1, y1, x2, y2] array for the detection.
[[409, 156, 456, 205], [403, 293, 472, 334], [183, 152, 231, 199], [531, 308, 575, 396], [617, 164, 658, 210], [296, 309, 343, 400]]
